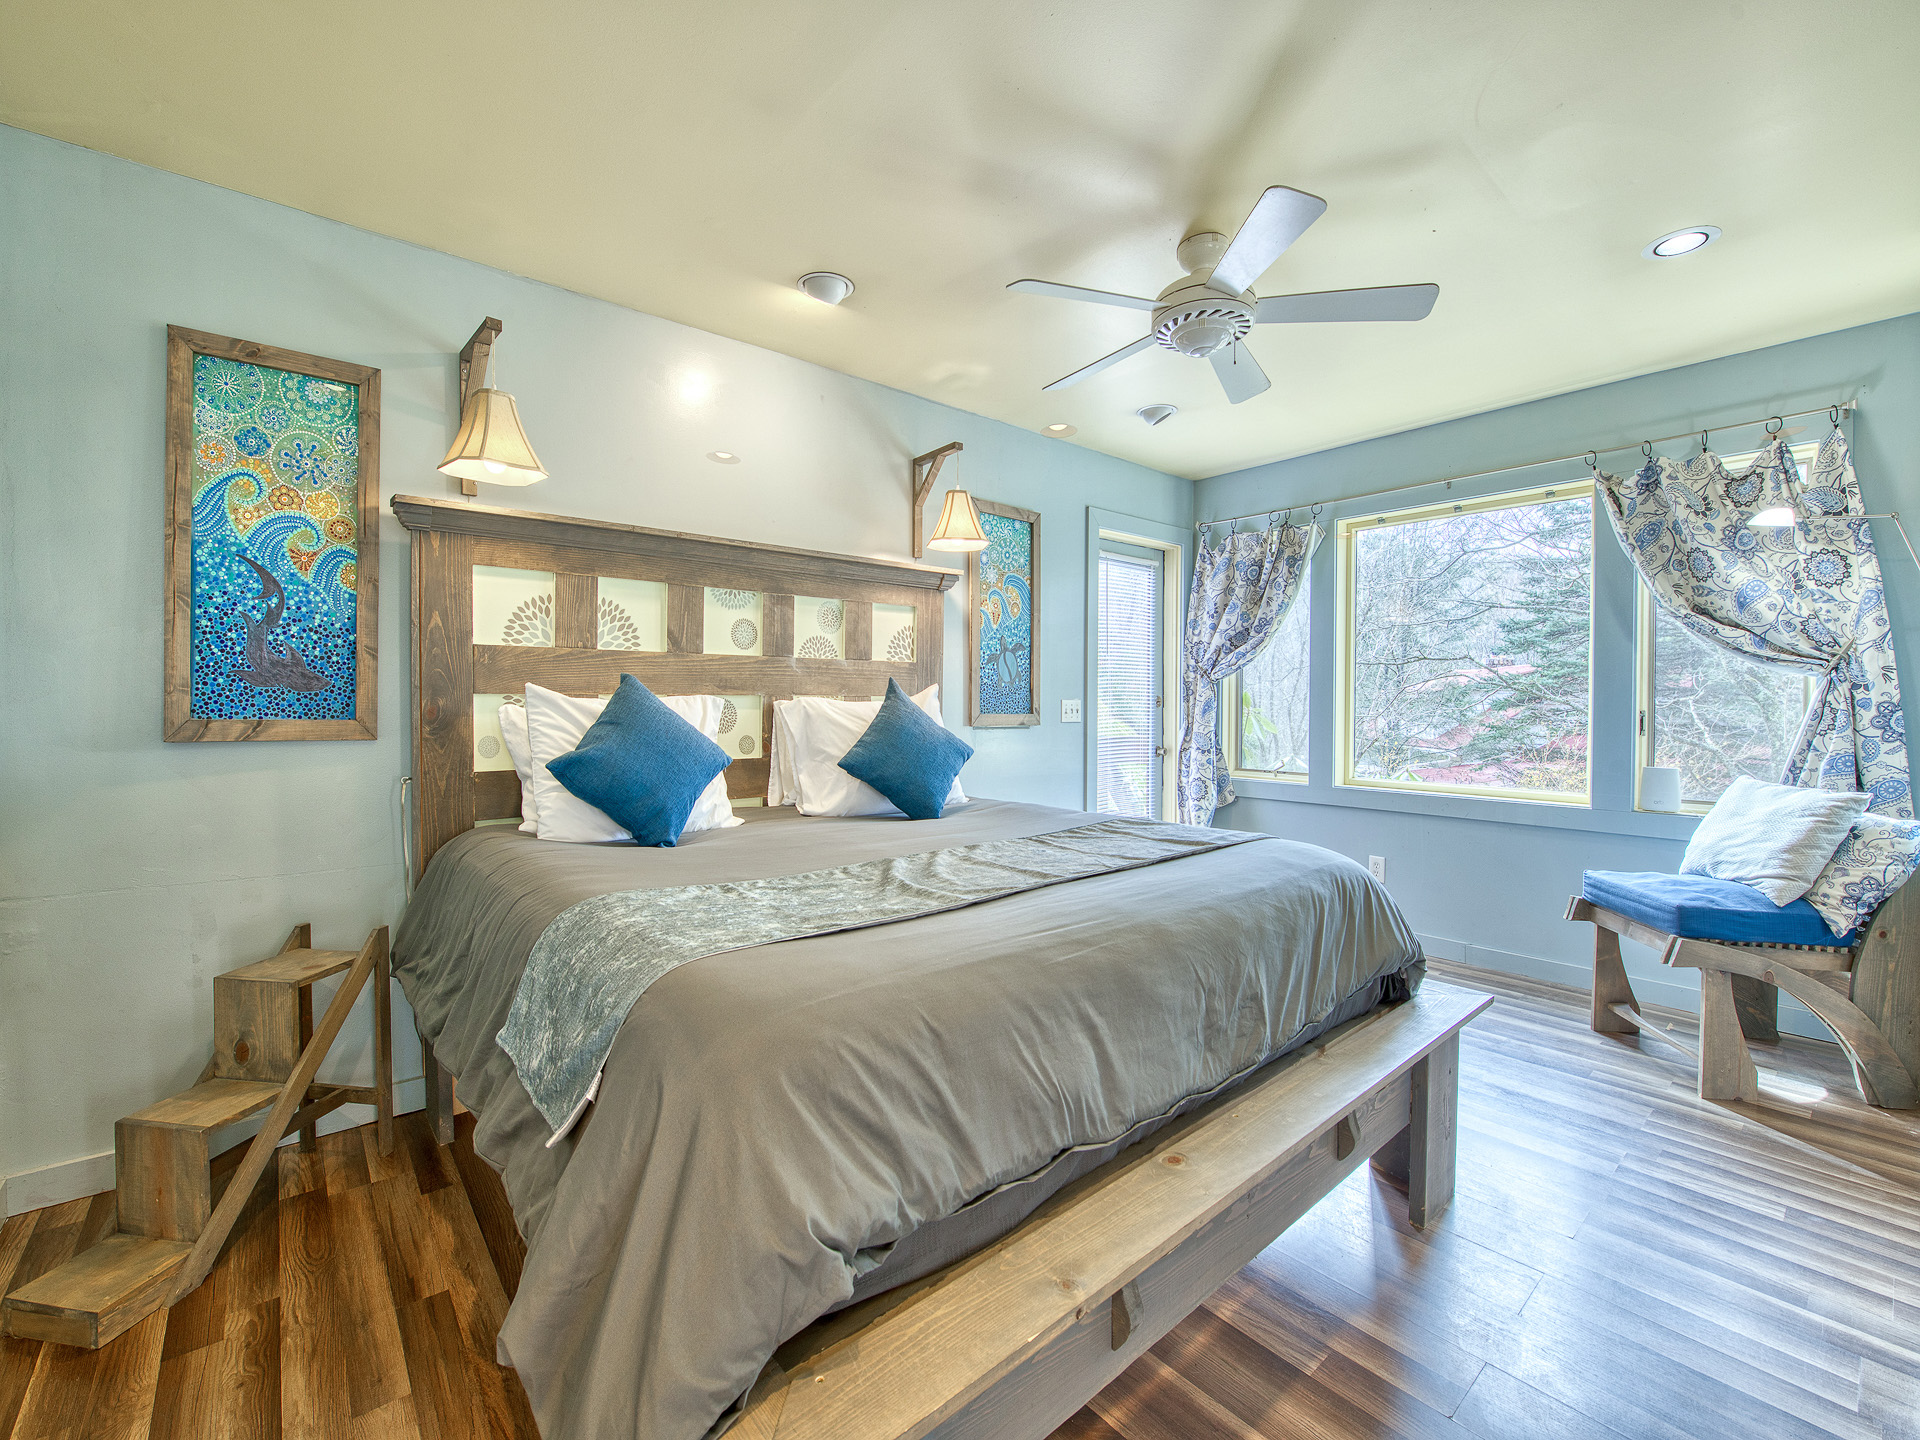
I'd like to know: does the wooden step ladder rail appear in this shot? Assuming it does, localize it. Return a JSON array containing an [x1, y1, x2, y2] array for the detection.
[[1, 924, 392, 1348]]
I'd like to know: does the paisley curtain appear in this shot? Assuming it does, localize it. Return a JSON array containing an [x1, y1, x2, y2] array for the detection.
[[1177, 521, 1319, 825], [1596, 428, 1909, 816]]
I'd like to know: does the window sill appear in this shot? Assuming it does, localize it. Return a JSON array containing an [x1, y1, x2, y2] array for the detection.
[[1224, 774, 1702, 841]]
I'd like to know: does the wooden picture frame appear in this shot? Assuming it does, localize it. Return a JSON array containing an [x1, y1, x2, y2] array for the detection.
[[968, 499, 1041, 727], [163, 326, 380, 741]]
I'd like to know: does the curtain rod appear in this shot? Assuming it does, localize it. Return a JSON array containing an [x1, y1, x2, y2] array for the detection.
[[1199, 400, 1859, 531]]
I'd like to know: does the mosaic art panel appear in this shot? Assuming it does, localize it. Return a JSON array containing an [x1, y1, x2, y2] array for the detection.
[[974, 508, 1036, 718], [188, 355, 361, 719]]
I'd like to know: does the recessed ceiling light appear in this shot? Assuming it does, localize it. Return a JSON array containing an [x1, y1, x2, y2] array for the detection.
[[706, 451, 740, 464], [797, 272, 855, 305], [1043, 422, 1077, 437], [1137, 405, 1178, 427], [1643, 225, 1721, 259]]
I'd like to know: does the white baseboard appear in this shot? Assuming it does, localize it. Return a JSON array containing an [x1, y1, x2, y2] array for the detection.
[[4, 1076, 429, 1219], [1418, 932, 1835, 1043]]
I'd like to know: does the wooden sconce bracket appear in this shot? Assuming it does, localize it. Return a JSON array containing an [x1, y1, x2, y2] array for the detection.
[[454, 317, 504, 497], [911, 442, 964, 559]]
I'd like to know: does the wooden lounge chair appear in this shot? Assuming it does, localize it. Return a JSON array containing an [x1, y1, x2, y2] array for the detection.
[[1567, 872, 1919, 1110]]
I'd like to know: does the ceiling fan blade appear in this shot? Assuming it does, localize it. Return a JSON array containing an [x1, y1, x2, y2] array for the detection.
[[1209, 342, 1271, 405], [1007, 279, 1158, 311], [1255, 284, 1439, 324], [1207, 186, 1327, 296], [1042, 335, 1156, 391]]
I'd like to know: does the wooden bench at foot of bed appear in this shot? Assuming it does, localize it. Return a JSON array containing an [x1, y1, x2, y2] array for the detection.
[[727, 980, 1491, 1440]]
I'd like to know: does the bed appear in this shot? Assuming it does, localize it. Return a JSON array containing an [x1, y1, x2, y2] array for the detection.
[[390, 494, 1487, 1440]]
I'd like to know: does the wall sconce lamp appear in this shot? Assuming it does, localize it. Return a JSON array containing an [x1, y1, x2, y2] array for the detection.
[[439, 317, 548, 497], [911, 441, 987, 557]]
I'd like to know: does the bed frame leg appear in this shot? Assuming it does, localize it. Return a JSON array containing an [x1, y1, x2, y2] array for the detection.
[[1370, 1032, 1460, 1228], [420, 1022, 455, 1147]]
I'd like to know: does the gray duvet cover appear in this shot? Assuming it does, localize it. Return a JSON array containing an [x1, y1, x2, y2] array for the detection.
[[392, 799, 1423, 1440]]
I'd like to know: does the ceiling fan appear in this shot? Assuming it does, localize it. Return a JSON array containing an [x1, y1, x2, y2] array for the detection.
[[1008, 186, 1438, 405]]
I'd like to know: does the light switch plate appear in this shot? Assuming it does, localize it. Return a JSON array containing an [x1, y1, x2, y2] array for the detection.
[[1062, 699, 1082, 723]]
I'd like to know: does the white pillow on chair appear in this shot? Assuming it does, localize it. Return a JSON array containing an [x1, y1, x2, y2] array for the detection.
[[522, 685, 740, 843], [1679, 776, 1869, 906]]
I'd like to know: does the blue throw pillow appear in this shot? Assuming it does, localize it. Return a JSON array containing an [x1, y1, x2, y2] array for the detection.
[[546, 675, 730, 846], [837, 678, 974, 820]]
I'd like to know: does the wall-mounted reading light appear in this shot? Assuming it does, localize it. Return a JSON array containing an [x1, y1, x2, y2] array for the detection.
[[911, 441, 988, 557], [438, 318, 548, 496]]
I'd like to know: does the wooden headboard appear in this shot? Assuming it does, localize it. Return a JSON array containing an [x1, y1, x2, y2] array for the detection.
[[393, 495, 959, 876]]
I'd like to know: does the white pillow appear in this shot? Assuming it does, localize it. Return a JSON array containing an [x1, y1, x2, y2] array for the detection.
[[785, 686, 967, 817], [522, 684, 741, 843], [498, 700, 540, 834], [768, 686, 956, 808], [1679, 776, 1869, 906], [1803, 814, 1920, 937]]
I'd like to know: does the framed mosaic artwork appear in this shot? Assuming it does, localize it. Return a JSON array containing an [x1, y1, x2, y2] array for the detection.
[[163, 326, 380, 741], [967, 499, 1040, 727]]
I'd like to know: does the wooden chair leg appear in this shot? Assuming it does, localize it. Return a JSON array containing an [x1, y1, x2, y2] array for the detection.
[[420, 1024, 454, 1147], [1697, 969, 1760, 1102], [1591, 924, 1640, 1035], [1369, 1032, 1459, 1228], [1731, 974, 1779, 1044]]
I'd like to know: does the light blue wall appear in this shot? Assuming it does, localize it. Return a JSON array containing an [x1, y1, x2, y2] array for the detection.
[[0, 124, 1188, 1200], [1195, 312, 1920, 1037]]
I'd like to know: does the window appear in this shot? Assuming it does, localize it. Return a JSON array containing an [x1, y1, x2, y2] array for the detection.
[[1224, 581, 1310, 780], [1096, 547, 1165, 817], [1337, 482, 1594, 801], [1636, 443, 1818, 809]]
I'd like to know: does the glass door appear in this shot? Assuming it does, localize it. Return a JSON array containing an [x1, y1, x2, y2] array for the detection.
[[1097, 543, 1165, 818]]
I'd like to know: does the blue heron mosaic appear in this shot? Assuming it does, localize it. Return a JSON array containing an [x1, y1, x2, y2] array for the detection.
[[975, 509, 1035, 715], [189, 355, 360, 719]]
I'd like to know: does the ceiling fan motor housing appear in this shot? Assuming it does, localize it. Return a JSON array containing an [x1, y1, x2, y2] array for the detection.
[[1152, 280, 1255, 358]]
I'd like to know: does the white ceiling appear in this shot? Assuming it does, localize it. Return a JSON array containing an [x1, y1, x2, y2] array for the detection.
[[5, 0, 1916, 479]]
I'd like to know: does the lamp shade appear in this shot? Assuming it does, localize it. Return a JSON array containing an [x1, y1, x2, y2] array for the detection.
[[927, 489, 988, 552], [438, 388, 547, 486]]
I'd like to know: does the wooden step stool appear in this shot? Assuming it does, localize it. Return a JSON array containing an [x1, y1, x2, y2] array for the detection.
[[1, 923, 392, 1348]]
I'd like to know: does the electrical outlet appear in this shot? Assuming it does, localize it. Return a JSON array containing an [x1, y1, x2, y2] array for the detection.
[[1368, 855, 1387, 883], [1062, 699, 1082, 723]]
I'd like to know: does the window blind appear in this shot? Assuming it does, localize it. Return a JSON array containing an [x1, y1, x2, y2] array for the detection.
[[1098, 551, 1162, 818]]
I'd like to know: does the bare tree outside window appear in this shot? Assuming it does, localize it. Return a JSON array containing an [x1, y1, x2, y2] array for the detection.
[[1648, 601, 1812, 805], [1235, 586, 1310, 776], [1345, 491, 1593, 798]]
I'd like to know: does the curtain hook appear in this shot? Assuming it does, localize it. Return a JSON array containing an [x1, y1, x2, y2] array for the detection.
[[1584, 451, 1598, 472], [1765, 416, 1783, 435], [1699, 430, 1710, 454], [1642, 441, 1653, 460], [1830, 405, 1843, 427]]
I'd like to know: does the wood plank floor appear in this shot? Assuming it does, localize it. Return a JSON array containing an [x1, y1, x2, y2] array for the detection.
[[3, 960, 1915, 1439]]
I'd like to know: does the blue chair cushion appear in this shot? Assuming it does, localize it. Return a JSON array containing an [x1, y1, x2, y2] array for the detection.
[[546, 675, 730, 847], [1582, 870, 1856, 947], [837, 678, 974, 820]]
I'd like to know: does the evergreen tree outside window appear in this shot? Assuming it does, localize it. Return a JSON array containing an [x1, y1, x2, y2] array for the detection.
[[1337, 483, 1594, 802]]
